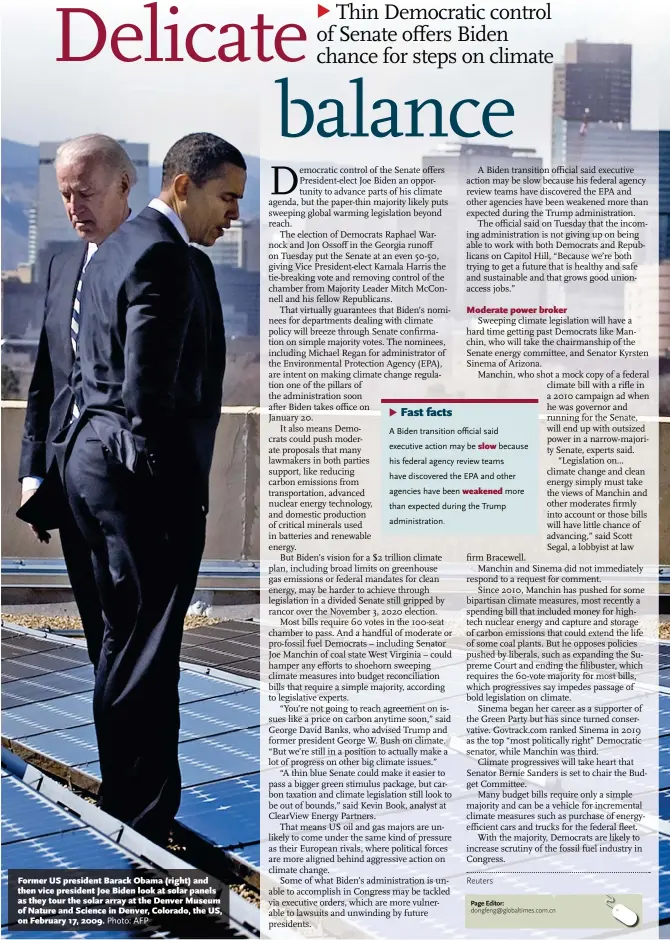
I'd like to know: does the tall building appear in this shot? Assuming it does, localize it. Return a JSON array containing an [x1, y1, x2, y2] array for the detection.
[[212, 267, 260, 337], [27, 206, 37, 267], [198, 219, 261, 270], [551, 122, 659, 272], [422, 142, 542, 293], [36, 139, 150, 259], [194, 220, 261, 336], [198, 220, 245, 267], [552, 40, 631, 124], [552, 120, 658, 175], [552, 40, 661, 277], [551, 40, 644, 177], [243, 218, 260, 272]]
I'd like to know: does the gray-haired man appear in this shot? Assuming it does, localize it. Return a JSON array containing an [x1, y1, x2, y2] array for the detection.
[[19, 134, 136, 668]]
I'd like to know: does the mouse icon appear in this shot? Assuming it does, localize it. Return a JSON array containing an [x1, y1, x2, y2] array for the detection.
[[607, 897, 639, 928]]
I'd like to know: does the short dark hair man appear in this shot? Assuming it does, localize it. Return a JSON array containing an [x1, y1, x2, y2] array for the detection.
[[61, 132, 246, 846], [19, 134, 136, 668]]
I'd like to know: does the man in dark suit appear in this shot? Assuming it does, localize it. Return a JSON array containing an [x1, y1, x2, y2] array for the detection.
[[19, 134, 137, 668], [62, 133, 246, 846]]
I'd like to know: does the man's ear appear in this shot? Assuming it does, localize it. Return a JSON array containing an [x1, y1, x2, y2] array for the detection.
[[173, 173, 190, 201], [119, 172, 131, 197]]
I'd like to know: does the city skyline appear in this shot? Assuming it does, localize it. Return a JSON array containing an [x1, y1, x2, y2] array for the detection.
[[2, 0, 669, 165]]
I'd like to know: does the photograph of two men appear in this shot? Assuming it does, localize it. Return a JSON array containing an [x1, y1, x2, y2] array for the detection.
[[1, 131, 263, 935]]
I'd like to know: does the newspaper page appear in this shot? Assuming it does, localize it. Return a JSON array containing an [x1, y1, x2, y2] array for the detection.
[[0, 0, 668, 939]]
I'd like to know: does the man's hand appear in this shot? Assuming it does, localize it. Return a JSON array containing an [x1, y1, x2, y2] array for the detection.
[[19, 485, 51, 542]]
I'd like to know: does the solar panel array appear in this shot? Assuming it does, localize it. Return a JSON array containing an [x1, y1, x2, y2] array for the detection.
[[179, 621, 260, 681], [1, 626, 261, 869], [1, 771, 255, 939], [1, 772, 153, 939], [2, 623, 669, 932]]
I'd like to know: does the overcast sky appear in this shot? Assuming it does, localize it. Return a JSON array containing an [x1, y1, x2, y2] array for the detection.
[[2, 0, 668, 165]]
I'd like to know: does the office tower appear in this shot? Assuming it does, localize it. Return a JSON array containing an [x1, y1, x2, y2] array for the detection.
[[422, 142, 542, 295], [552, 42, 661, 335], [27, 206, 37, 267], [195, 221, 261, 336], [243, 218, 260, 272], [211, 267, 261, 337], [197, 219, 260, 271], [35, 139, 150, 263], [198, 220, 245, 267], [551, 121, 659, 273], [553, 120, 657, 176], [551, 41, 640, 175], [197, 221, 260, 336], [552, 40, 631, 125]]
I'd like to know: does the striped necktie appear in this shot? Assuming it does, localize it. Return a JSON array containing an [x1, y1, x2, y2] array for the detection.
[[70, 269, 84, 355], [71, 251, 91, 418]]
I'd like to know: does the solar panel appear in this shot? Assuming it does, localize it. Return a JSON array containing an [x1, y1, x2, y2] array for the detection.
[[180, 622, 259, 647], [176, 730, 261, 786], [75, 732, 261, 787], [661, 791, 670, 821], [3, 829, 147, 871], [3, 688, 258, 747], [181, 631, 259, 651], [179, 691, 260, 740], [219, 659, 259, 680], [203, 636, 259, 656], [0, 776, 253, 939], [0, 637, 68, 659], [1, 928, 143, 940], [660, 697, 670, 734], [17, 723, 99, 766], [2, 630, 263, 867], [1, 776, 150, 934], [1, 649, 91, 683], [2, 667, 250, 713], [1, 776, 83, 845], [178, 671, 252, 703], [1, 694, 94, 738], [177, 775, 260, 848], [19, 647, 91, 669], [1, 667, 95, 709], [179, 645, 257, 669], [232, 844, 260, 868]]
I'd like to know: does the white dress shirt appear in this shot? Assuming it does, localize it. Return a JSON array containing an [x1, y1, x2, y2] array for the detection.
[[148, 198, 190, 244]]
